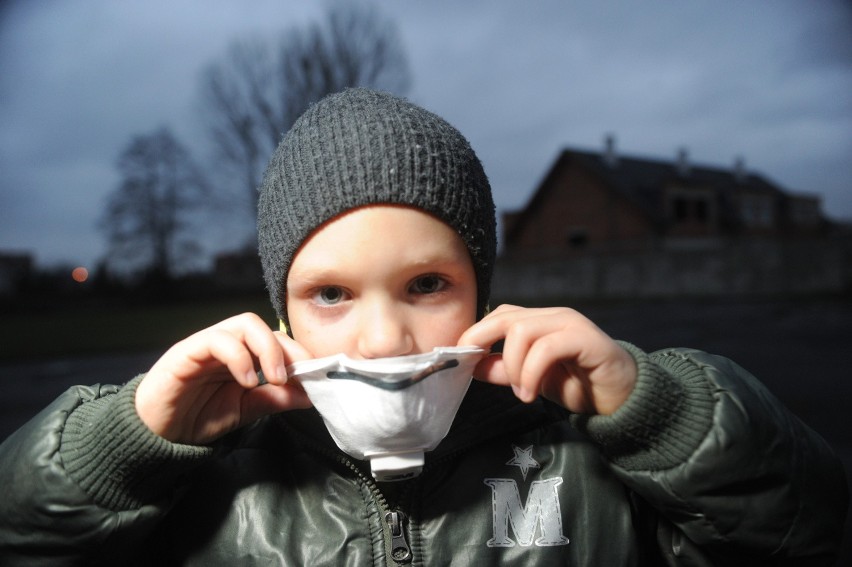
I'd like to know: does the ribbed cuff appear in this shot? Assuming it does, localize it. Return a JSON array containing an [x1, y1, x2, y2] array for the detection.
[[60, 375, 213, 511], [570, 342, 715, 471]]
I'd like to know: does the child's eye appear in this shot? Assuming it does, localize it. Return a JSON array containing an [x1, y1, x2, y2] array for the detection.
[[410, 275, 446, 294], [314, 286, 347, 305]]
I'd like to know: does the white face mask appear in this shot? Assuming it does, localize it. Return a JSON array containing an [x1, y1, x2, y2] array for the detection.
[[288, 346, 486, 481]]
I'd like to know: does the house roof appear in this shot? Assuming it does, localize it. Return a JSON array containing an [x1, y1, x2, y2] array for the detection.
[[506, 147, 791, 241]]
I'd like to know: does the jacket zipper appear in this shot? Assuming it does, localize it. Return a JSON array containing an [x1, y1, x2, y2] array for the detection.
[[385, 510, 412, 563], [340, 455, 413, 565], [304, 440, 414, 565]]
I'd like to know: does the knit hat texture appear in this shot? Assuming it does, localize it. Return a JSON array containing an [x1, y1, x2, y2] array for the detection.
[[258, 88, 496, 327]]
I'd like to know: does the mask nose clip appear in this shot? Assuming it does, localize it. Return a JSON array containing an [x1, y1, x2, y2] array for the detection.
[[326, 358, 460, 391]]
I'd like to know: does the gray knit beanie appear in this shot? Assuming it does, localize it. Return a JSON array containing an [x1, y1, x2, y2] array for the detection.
[[258, 88, 496, 329]]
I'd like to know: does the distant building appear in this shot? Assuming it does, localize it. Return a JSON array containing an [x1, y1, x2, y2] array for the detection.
[[503, 136, 827, 258], [495, 137, 845, 300]]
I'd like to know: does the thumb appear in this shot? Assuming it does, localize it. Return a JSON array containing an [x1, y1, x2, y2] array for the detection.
[[273, 331, 313, 366], [472, 353, 511, 387], [473, 353, 535, 402]]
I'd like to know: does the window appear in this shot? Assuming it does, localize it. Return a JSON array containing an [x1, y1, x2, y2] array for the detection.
[[673, 197, 689, 221], [566, 228, 588, 248], [789, 199, 820, 226], [694, 200, 708, 221], [668, 190, 713, 225]]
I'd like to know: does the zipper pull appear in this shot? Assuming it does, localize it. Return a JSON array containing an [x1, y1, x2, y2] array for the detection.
[[384, 510, 412, 563]]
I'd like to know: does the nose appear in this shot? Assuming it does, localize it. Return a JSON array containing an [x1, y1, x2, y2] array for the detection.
[[356, 298, 414, 359]]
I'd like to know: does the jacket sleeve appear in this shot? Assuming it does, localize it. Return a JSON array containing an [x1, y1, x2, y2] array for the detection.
[[572, 343, 849, 565], [0, 376, 213, 566]]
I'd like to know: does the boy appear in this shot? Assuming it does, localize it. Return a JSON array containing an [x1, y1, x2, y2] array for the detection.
[[0, 88, 847, 565]]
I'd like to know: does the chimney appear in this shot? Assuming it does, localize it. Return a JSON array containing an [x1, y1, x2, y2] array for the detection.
[[603, 134, 618, 168], [733, 156, 747, 183], [676, 147, 690, 177]]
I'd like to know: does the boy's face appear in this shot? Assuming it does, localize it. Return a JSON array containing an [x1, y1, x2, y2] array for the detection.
[[286, 205, 478, 359]]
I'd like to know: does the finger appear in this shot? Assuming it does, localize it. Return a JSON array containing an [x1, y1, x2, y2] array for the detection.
[[209, 313, 288, 386], [272, 331, 313, 364], [238, 317, 289, 386], [520, 330, 586, 410], [460, 305, 573, 348], [149, 327, 249, 386], [471, 354, 511, 386], [200, 329, 262, 388], [519, 329, 579, 387], [472, 354, 533, 401], [504, 309, 597, 402], [498, 323, 534, 400], [488, 303, 525, 316], [457, 304, 525, 348], [499, 311, 575, 401], [463, 307, 536, 396]]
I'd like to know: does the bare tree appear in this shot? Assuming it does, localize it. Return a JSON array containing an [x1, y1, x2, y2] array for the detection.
[[100, 127, 208, 279], [200, 3, 412, 226]]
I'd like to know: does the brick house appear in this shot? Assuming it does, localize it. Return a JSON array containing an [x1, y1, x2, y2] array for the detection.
[[502, 137, 826, 259], [494, 137, 842, 300]]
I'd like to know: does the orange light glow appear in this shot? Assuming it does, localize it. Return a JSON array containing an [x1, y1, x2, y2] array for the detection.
[[71, 267, 89, 283]]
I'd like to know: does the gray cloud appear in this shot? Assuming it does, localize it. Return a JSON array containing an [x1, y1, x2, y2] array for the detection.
[[1, 0, 850, 269]]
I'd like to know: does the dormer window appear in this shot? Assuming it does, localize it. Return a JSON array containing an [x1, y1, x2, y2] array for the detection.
[[665, 186, 716, 237], [668, 189, 713, 225]]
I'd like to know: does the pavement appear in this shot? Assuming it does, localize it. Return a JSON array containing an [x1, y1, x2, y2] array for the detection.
[[1, 296, 850, 562]]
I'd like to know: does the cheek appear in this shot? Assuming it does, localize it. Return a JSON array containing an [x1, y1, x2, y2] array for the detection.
[[416, 302, 477, 347], [294, 325, 353, 358], [287, 307, 353, 358]]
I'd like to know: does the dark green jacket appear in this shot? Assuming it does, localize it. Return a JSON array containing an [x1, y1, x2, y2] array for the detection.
[[0, 345, 847, 565]]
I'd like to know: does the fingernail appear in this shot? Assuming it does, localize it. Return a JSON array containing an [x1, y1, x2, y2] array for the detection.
[[276, 364, 289, 384], [246, 370, 259, 387]]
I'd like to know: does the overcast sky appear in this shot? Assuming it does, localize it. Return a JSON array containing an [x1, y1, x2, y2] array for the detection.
[[2, 0, 851, 271]]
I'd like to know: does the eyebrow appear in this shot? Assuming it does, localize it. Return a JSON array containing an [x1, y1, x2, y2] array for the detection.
[[287, 268, 341, 286]]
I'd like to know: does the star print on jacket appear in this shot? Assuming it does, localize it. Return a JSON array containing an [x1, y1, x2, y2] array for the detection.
[[506, 445, 540, 481]]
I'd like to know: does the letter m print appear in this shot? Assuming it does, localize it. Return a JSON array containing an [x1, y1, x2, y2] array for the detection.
[[484, 478, 570, 548]]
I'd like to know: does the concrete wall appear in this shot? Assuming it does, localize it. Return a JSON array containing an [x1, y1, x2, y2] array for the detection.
[[492, 238, 849, 301]]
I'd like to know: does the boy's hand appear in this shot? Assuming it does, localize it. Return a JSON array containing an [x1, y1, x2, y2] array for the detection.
[[135, 313, 312, 445], [457, 304, 637, 415]]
